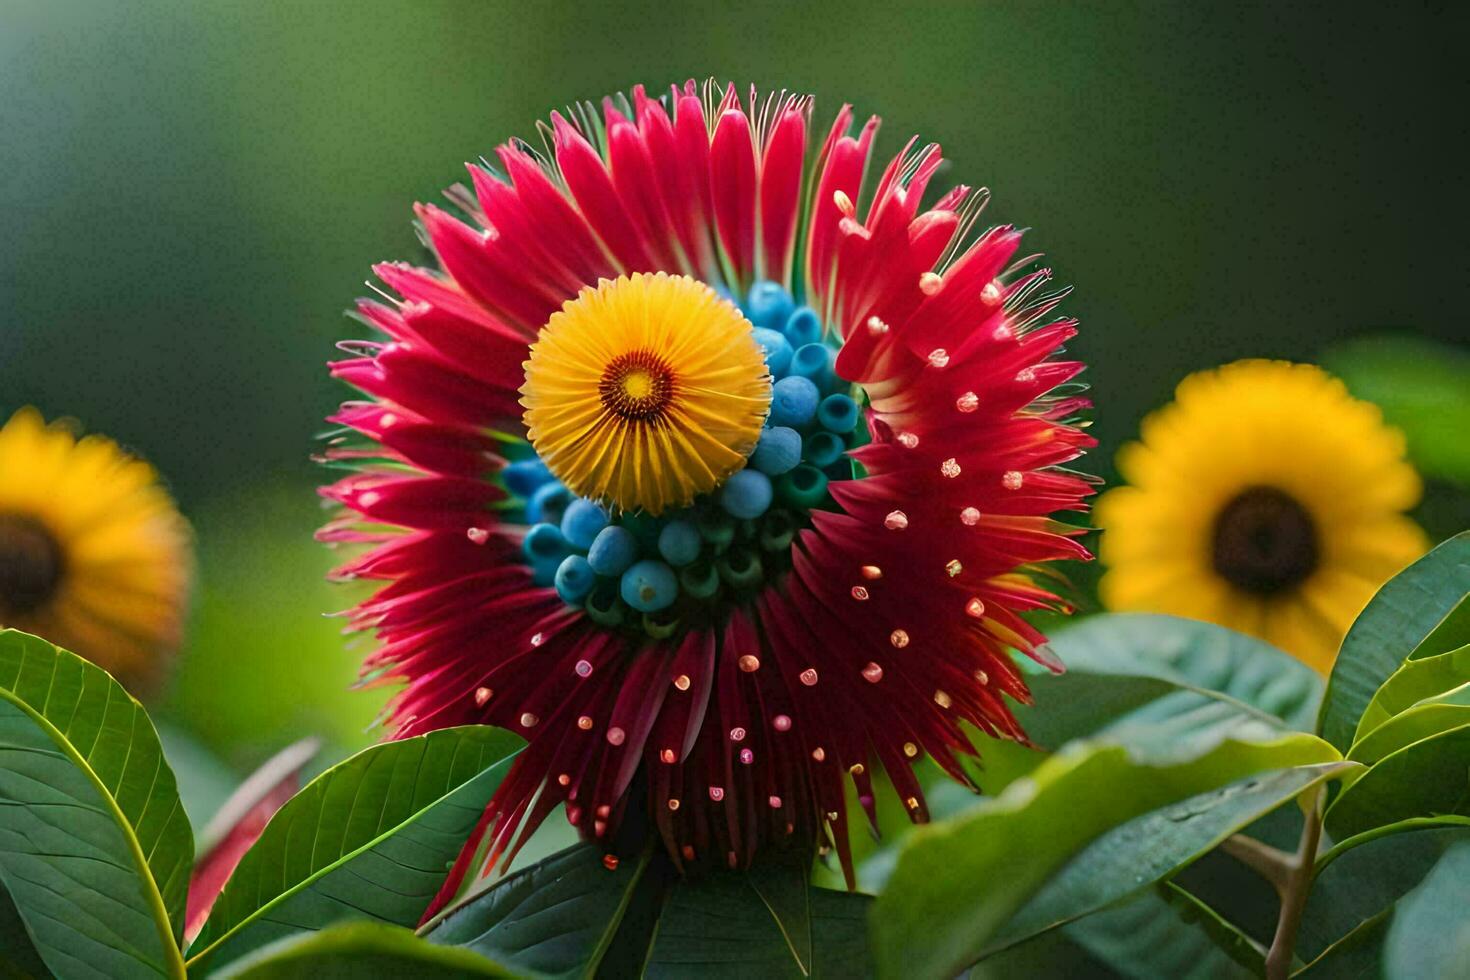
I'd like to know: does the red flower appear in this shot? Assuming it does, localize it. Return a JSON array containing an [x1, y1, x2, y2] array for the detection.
[[321, 81, 1094, 909]]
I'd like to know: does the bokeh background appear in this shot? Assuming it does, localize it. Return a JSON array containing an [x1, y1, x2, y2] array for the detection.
[[3, 1, 1465, 797]]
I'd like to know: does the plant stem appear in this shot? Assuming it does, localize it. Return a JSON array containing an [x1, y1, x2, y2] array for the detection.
[[1264, 787, 1325, 980], [1220, 833, 1293, 892]]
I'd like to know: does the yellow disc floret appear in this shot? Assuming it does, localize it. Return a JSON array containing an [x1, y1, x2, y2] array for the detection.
[[521, 273, 772, 515]]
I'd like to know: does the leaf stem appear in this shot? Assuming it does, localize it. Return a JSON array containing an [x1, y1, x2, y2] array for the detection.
[[1219, 834, 1293, 892], [1264, 786, 1325, 980]]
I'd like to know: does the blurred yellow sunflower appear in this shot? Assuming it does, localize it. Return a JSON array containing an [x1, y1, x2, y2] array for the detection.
[[1096, 360, 1428, 673], [0, 407, 191, 691]]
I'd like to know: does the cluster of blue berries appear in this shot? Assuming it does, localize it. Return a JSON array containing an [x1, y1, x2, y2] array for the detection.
[[505, 281, 868, 636]]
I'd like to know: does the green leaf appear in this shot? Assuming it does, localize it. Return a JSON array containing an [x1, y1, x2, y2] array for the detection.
[[187, 726, 521, 971], [1029, 614, 1322, 754], [1382, 840, 1470, 979], [870, 733, 1339, 980], [1353, 644, 1470, 743], [1300, 818, 1470, 964], [1324, 333, 1470, 485], [424, 842, 658, 979], [211, 921, 517, 979], [1348, 682, 1470, 765], [0, 629, 192, 979], [1293, 913, 1390, 979], [1061, 885, 1259, 980], [987, 762, 1351, 956], [1324, 724, 1470, 840], [1318, 532, 1470, 751], [1, 877, 50, 978]]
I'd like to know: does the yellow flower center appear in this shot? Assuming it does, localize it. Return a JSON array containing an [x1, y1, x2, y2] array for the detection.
[[521, 273, 772, 515]]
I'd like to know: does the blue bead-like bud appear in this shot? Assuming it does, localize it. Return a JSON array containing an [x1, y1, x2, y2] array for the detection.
[[769, 376, 820, 428], [526, 480, 573, 524], [502, 458, 552, 498], [560, 497, 609, 550], [783, 306, 823, 348], [554, 554, 596, 603], [790, 343, 833, 389], [750, 426, 802, 475], [522, 522, 571, 565], [620, 560, 678, 612], [746, 281, 794, 330], [587, 525, 639, 577], [817, 393, 860, 433], [657, 519, 702, 567], [751, 327, 793, 377], [720, 468, 773, 519]]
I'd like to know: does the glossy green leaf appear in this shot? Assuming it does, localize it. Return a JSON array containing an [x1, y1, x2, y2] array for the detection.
[[987, 761, 1351, 956], [871, 733, 1339, 980], [1, 877, 50, 978], [1027, 614, 1322, 753], [1382, 840, 1470, 979], [212, 921, 517, 979], [1061, 885, 1258, 980], [1318, 532, 1470, 751], [1325, 724, 1470, 840], [1300, 818, 1470, 965], [1353, 644, 1470, 743], [425, 842, 658, 979], [1293, 913, 1390, 979], [0, 629, 192, 979], [1348, 682, 1470, 765], [187, 726, 521, 971]]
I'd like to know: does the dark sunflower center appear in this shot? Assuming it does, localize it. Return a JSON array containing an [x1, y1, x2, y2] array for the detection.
[[599, 350, 676, 422], [1211, 486, 1318, 595], [0, 513, 65, 617]]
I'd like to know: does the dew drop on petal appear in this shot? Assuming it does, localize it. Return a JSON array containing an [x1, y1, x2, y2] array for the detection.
[[926, 346, 950, 367], [851, 585, 869, 601], [740, 748, 754, 765], [974, 669, 989, 685], [557, 773, 570, 786], [357, 491, 381, 508], [890, 629, 909, 649], [577, 714, 594, 730], [520, 712, 539, 728], [961, 507, 982, 526], [379, 412, 398, 428], [866, 315, 889, 337], [833, 189, 855, 216], [862, 662, 884, 683], [709, 786, 725, 802], [531, 632, 546, 647], [603, 854, 619, 871], [769, 795, 783, 808], [884, 510, 909, 530], [729, 726, 746, 742], [668, 798, 680, 811], [966, 597, 987, 618], [956, 391, 979, 413], [466, 527, 490, 545], [607, 727, 626, 746], [903, 741, 919, 758], [1002, 470, 1024, 490], [811, 747, 826, 762], [738, 654, 760, 673], [940, 457, 961, 478], [919, 272, 943, 296], [800, 667, 819, 686], [946, 559, 964, 577], [672, 674, 691, 691], [981, 280, 1003, 305], [682, 844, 696, 861], [473, 686, 493, 706], [861, 564, 883, 580], [896, 431, 920, 448], [774, 714, 792, 732], [906, 796, 921, 811], [660, 748, 676, 764], [575, 659, 593, 677], [850, 763, 865, 776], [595, 804, 611, 819], [1015, 367, 1036, 383], [934, 689, 953, 708], [826, 810, 840, 821]]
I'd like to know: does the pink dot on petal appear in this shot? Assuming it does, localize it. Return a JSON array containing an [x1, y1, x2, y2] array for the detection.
[[956, 391, 979, 413], [575, 660, 593, 677], [606, 727, 626, 746], [709, 786, 725, 802], [466, 527, 490, 545], [960, 507, 981, 526], [884, 510, 909, 530], [862, 662, 884, 683], [799, 668, 819, 686], [773, 714, 792, 732]]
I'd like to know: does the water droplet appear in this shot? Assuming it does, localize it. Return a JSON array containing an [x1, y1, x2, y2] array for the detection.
[[811, 746, 826, 761], [884, 510, 909, 530], [993, 322, 1014, 341], [961, 507, 982, 526], [919, 272, 943, 295], [866, 315, 889, 337], [379, 412, 398, 428], [1002, 470, 1024, 490], [740, 748, 754, 764], [668, 798, 680, 811], [768, 795, 783, 808], [833, 189, 855, 216], [660, 747, 676, 764], [709, 786, 725, 802], [890, 629, 910, 648], [974, 669, 989, 684], [850, 585, 870, 601], [896, 431, 920, 448], [473, 686, 493, 706], [738, 654, 761, 673], [595, 804, 611, 819], [530, 632, 546, 647], [729, 726, 747, 742], [577, 714, 594, 730], [926, 346, 950, 367], [1015, 367, 1036, 383], [940, 457, 961, 478], [955, 391, 979, 413], [774, 714, 792, 732], [575, 659, 593, 677], [862, 662, 884, 683], [981, 280, 1003, 305], [903, 741, 919, 758], [946, 559, 963, 577], [934, 689, 953, 708], [800, 667, 819, 686], [682, 844, 696, 861], [672, 674, 691, 691], [606, 727, 626, 746], [826, 810, 840, 821], [966, 597, 986, 618], [850, 763, 865, 776], [861, 564, 884, 580], [557, 773, 571, 786], [603, 854, 619, 871], [357, 491, 381, 508], [466, 527, 490, 545], [520, 712, 539, 728], [905, 796, 921, 810]]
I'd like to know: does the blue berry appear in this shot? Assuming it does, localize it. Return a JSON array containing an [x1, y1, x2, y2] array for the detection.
[[587, 525, 639, 576], [658, 519, 702, 567], [746, 281, 794, 330], [721, 468, 773, 519], [526, 480, 573, 524], [817, 393, 860, 433], [751, 327, 793, 377], [750, 426, 802, 475], [502, 458, 552, 497], [790, 343, 833, 389], [560, 497, 608, 550], [620, 560, 679, 612], [554, 554, 596, 603], [769, 376, 820, 428], [783, 306, 822, 348], [523, 522, 571, 563]]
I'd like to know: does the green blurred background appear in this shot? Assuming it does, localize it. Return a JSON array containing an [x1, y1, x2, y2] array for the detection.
[[3, 1, 1466, 785]]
